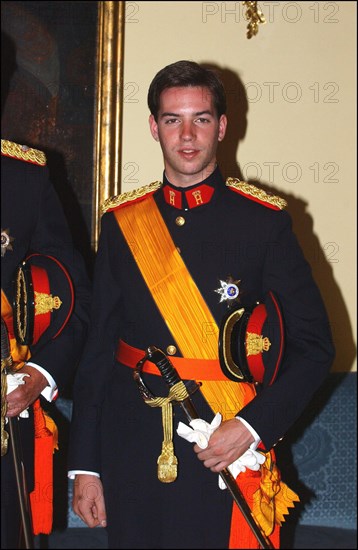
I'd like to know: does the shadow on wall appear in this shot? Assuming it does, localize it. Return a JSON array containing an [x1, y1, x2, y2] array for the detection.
[[201, 61, 356, 375]]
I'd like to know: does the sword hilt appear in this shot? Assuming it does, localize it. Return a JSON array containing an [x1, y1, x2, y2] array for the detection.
[[146, 346, 181, 387], [134, 346, 199, 403]]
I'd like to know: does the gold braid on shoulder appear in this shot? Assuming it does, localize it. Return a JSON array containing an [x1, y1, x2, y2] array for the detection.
[[101, 181, 162, 215], [226, 178, 287, 210], [1, 139, 46, 166]]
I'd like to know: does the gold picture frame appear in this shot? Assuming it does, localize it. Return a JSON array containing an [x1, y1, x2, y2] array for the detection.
[[92, 1, 125, 250]]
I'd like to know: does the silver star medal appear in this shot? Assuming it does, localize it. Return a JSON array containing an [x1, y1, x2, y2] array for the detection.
[[1, 228, 14, 257], [215, 278, 241, 303]]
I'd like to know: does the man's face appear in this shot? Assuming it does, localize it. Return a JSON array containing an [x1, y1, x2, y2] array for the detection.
[[149, 86, 227, 187]]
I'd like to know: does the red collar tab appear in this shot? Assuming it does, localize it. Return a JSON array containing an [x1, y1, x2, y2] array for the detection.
[[163, 184, 214, 210], [163, 186, 183, 209]]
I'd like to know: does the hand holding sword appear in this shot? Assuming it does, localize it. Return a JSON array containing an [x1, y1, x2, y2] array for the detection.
[[134, 345, 274, 550]]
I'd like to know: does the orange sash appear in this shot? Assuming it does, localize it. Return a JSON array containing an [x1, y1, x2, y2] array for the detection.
[[114, 198, 256, 419], [1, 290, 57, 535], [114, 196, 299, 548]]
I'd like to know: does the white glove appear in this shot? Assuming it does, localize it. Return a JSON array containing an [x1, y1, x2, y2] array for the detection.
[[6, 373, 30, 418], [177, 413, 222, 449], [176, 412, 266, 489]]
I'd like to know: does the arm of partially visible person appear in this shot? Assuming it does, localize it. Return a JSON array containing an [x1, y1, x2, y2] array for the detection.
[[5, 364, 48, 418], [27, 170, 91, 391], [2, 151, 91, 418], [25, 361, 58, 401], [5, 357, 63, 417]]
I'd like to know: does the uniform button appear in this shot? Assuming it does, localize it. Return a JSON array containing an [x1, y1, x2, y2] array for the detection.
[[175, 216, 185, 226], [176, 247, 181, 254], [166, 345, 177, 355]]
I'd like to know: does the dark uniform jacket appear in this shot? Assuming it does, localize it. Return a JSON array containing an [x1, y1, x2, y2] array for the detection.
[[1, 142, 91, 548], [69, 166, 334, 549]]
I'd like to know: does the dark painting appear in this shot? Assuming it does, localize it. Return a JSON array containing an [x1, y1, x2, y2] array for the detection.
[[1, 1, 98, 269]]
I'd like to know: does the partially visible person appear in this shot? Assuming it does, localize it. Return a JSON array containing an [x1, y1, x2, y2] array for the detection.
[[1, 139, 91, 549], [69, 60, 335, 549]]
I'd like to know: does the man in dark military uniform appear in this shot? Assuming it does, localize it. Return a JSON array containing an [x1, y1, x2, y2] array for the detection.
[[1, 139, 91, 548], [69, 61, 334, 549]]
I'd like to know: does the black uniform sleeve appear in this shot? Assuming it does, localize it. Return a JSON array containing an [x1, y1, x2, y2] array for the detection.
[[68, 213, 123, 472], [239, 211, 335, 449]]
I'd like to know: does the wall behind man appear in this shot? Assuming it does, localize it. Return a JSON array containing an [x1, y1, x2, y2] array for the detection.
[[121, 1, 357, 373]]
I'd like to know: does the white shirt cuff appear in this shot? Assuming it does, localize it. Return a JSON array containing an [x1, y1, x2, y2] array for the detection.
[[68, 470, 100, 480], [25, 361, 58, 402], [236, 416, 261, 450]]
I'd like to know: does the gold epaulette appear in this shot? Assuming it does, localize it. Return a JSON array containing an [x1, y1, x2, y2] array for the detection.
[[226, 178, 287, 210], [101, 181, 162, 215], [1, 139, 46, 166]]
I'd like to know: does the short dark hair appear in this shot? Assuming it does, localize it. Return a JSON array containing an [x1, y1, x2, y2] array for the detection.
[[147, 60, 227, 121]]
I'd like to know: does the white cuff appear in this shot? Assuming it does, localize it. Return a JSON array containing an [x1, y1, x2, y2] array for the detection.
[[26, 362, 58, 401], [68, 470, 101, 480], [235, 416, 261, 450]]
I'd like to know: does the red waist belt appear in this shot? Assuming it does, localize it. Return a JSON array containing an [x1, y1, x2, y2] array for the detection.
[[116, 340, 226, 381]]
